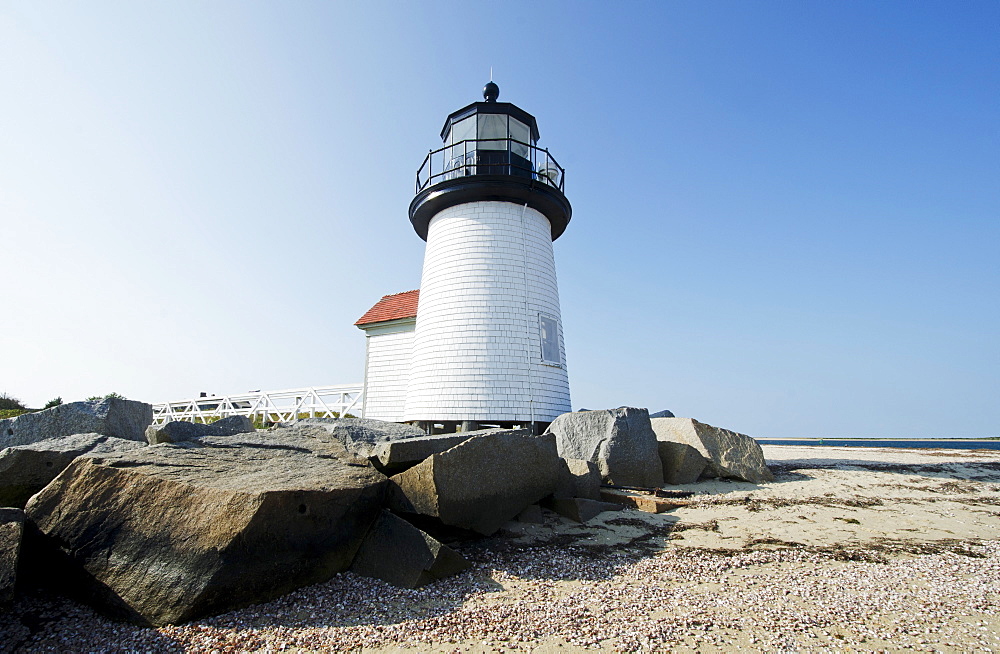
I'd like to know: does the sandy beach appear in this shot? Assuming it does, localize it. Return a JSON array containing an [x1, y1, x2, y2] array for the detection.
[[3, 444, 998, 653]]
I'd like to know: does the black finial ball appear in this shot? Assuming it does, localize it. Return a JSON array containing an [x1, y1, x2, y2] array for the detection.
[[483, 81, 499, 102]]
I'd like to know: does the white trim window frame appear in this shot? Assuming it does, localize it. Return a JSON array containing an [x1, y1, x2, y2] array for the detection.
[[538, 313, 562, 366]]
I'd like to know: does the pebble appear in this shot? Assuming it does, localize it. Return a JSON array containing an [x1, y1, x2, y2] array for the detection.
[[1, 538, 998, 653]]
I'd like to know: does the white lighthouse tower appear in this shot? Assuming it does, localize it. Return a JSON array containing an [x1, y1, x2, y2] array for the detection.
[[404, 82, 572, 434]]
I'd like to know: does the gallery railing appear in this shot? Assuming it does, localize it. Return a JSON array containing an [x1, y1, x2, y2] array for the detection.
[[416, 138, 565, 194]]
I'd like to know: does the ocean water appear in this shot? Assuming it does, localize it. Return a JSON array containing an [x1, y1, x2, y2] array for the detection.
[[755, 438, 1000, 450]]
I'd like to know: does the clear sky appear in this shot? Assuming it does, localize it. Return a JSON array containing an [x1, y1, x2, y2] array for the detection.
[[2, 1, 997, 437]]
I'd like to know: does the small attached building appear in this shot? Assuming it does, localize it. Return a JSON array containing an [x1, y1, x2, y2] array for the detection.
[[354, 290, 419, 422]]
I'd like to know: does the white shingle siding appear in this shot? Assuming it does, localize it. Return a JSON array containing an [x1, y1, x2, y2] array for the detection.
[[361, 320, 415, 422], [404, 201, 571, 422]]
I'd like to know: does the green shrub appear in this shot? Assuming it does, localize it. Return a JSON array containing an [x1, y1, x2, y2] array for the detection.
[[86, 392, 127, 402], [0, 409, 30, 420], [43, 397, 63, 409], [0, 393, 26, 411]]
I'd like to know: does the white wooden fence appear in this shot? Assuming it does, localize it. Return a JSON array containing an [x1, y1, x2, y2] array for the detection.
[[151, 385, 364, 425]]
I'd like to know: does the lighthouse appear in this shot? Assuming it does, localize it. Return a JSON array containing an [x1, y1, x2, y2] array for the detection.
[[403, 82, 572, 434]]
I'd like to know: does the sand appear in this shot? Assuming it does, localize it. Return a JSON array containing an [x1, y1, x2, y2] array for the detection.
[[2, 444, 998, 652], [502, 444, 1000, 553]]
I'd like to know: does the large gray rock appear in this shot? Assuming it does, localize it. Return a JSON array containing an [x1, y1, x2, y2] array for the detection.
[[24, 427, 387, 625], [292, 418, 424, 458], [0, 508, 23, 603], [515, 504, 545, 523], [554, 458, 602, 500], [0, 433, 146, 508], [541, 497, 623, 523], [374, 428, 529, 473], [649, 409, 676, 418], [0, 399, 153, 449], [650, 418, 774, 484], [545, 408, 664, 488], [145, 415, 254, 444], [657, 440, 708, 485], [388, 431, 562, 536], [349, 510, 470, 588]]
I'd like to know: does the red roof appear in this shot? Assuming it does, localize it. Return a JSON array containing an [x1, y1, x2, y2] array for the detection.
[[355, 290, 419, 327]]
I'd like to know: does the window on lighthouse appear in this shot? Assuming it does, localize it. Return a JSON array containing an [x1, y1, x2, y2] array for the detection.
[[539, 315, 561, 365]]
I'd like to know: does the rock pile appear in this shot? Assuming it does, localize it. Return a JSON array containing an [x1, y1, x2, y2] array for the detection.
[[1, 399, 773, 626], [388, 429, 562, 535], [25, 428, 388, 625], [546, 407, 664, 487], [548, 407, 774, 488], [349, 510, 470, 588], [0, 432, 146, 508], [144, 414, 254, 444], [295, 417, 424, 459], [651, 417, 774, 484], [0, 508, 23, 603], [0, 397, 151, 448], [545, 408, 772, 486]]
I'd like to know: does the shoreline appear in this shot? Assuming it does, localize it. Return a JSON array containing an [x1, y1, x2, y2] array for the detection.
[[751, 436, 1000, 444], [2, 444, 999, 652], [755, 439, 1000, 451]]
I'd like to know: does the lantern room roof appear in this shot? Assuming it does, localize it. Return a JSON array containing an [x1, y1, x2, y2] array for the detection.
[[440, 101, 540, 143]]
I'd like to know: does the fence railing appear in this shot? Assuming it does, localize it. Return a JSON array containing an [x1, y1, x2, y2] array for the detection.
[[151, 385, 364, 425], [416, 137, 565, 193]]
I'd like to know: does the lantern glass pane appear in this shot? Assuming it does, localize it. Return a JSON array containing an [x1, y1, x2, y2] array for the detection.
[[478, 113, 507, 150], [510, 118, 530, 158]]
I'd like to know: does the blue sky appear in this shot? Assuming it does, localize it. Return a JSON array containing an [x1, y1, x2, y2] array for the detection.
[[1, 1, 997, 437]]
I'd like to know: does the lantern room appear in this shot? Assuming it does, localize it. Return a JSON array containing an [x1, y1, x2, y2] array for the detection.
[[409, 82, 571, 242]]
